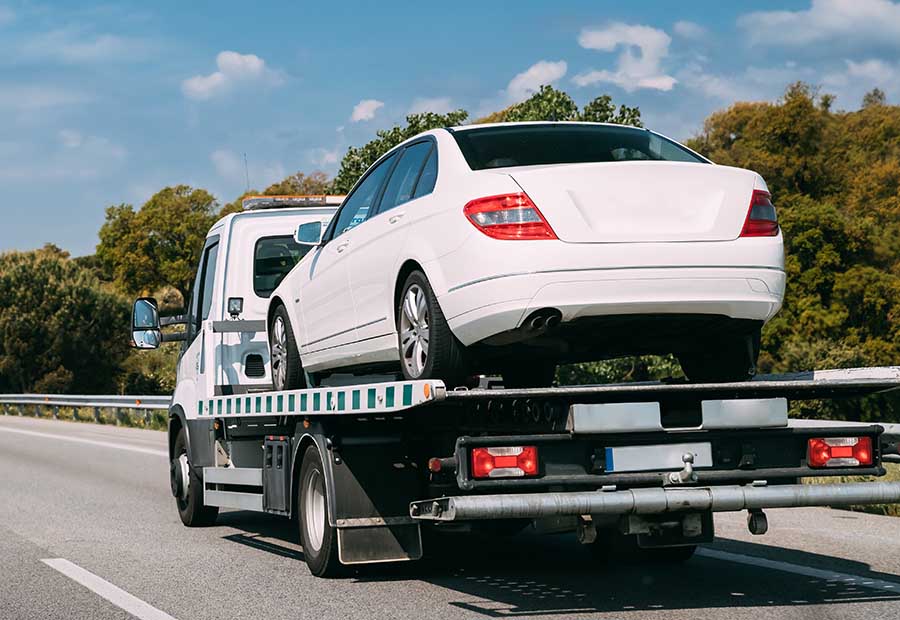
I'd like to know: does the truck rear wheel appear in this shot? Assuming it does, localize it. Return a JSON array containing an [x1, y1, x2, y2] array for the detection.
[[172, 427, 218, 527], [298, 444, 340, 577]]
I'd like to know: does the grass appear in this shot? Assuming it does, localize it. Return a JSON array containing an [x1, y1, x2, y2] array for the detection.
[[1, 404, 167, 431]]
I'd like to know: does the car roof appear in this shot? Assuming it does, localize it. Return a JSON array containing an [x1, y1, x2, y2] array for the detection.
[[448, 121, 646, 132]]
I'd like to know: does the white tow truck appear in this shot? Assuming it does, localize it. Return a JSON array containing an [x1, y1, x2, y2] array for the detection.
[[132, 197, 900, 577]]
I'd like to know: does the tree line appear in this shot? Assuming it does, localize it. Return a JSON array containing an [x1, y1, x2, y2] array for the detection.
[[1, 84, 897, 420]]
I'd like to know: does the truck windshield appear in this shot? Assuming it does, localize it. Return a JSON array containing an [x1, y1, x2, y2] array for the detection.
[[451, 124, 707, 170], [254, 236, 310, 297]]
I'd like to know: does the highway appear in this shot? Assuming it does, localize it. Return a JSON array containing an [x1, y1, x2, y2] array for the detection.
[[3, 416, 900, 620]]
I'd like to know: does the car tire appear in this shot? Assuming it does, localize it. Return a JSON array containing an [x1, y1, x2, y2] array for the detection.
[[298, 444, 341, 577], [270, 304, 305, 391], [172, 427, 218, 527], [678, 330, 760, 383], [397, 270, 467, 386], [501, 362, 556, 388]]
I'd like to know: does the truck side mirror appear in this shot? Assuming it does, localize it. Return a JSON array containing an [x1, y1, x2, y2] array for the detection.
[[132, 297, 161, 349], [295, 221, 324, 247]]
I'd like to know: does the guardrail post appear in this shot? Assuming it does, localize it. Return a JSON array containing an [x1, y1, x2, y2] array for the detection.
[[93, 407, 101, 423], [34, 404, 42, 418], [144, 411, 151, 426], [116, 407, 124, 425], [2, 404, 9, 416], [52, 406, 59, 420], [16, 404, 22, 416], [72, 407, 79, 422]]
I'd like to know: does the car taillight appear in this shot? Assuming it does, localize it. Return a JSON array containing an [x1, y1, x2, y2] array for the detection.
[[807, 437, 873, 468], [471, 446, 539, 478], [463, 193, 557, 240], [740, 190, 778, 237]]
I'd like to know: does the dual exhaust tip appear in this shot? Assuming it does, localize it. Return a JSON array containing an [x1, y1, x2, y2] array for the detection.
[[523, 308, 562, 332]]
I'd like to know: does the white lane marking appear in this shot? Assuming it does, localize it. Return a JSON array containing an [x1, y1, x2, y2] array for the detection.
[[0, 426, 166, 457], [699, 548, 900, 593], [41, 558, 177, 620]]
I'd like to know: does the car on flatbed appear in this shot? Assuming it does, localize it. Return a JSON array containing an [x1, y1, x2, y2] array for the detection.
[[267, 122, 785, 390]]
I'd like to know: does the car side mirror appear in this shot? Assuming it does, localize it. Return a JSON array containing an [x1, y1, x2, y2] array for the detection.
[[132, 297, 161, 349], [295, 221, 324, 247]]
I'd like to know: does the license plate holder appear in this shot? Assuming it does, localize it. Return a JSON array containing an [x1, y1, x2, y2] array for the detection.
[[605, 442, 712, 473]]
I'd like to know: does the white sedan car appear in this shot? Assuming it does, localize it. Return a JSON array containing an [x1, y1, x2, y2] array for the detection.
[[268, 122, 784, 389]]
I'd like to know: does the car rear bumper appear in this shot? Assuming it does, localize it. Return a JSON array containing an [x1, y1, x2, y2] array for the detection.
[[442, 266, 785, 347]]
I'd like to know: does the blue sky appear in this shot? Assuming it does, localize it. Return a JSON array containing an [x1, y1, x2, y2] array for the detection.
[[2, 0, 900, 256]]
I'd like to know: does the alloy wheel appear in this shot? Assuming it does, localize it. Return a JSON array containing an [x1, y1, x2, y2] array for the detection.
[[399, 284, 430, 378], [271, 316, 287, 390], [304, 469, 326, 552]]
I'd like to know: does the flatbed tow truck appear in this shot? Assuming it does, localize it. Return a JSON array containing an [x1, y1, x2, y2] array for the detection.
[[131, 196, 900, 577]]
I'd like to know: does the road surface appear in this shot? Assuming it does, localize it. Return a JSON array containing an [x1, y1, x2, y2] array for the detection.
[[3, 414, 900, 620]]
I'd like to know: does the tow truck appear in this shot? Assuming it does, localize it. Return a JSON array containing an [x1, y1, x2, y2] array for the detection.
[[131, 196, 900, 577]]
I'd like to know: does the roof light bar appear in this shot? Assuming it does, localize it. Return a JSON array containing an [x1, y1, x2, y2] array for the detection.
[[242, 195, 346, 211]]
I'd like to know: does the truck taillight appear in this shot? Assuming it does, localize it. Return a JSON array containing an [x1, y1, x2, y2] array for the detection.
[[471, 446, 539, 478], [740, 190, 778, 237], [463, 193, 557, 240], [808, 437, 873, 468]]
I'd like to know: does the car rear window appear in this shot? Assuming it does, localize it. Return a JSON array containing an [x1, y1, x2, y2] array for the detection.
[[451, 124, 707, 170], [253, 236, 310, 298]]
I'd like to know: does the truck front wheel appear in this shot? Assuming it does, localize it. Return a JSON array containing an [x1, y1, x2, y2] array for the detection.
[[172, 427, 218, 527], [298, 444, 340, 577]]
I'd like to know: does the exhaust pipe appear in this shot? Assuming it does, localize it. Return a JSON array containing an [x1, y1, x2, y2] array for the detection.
[[545, 315, 561, 328], [529, 316, 546, 330], [522, 308, 562, 332]]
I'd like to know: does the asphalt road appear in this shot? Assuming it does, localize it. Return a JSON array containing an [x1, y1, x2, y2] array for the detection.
[[3, 415, 900, 620]]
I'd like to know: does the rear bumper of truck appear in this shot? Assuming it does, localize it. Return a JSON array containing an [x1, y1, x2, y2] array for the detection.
[[410, 481, 900, 521]]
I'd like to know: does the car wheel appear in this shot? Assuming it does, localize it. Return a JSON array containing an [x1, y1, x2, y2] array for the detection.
[[678, 329, 760, 383], [172, 427, 218, 527], [397, 270, 467, 386], [501, 362, 556, 388], [298, 444, 341, 577], [270, 305, 305, 390]]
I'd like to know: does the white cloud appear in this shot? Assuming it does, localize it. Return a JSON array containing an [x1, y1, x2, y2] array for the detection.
[[0, 132, 126, 181], [673, 20, 706, 39], [738, 0, 900, 48], [182, 51, 284, 101], [0, 85, 92, 111], [310, 147, 341, 167], [408, 96, 454, 114], [0, 6, 14, 25], [506, 60, 567, 101], [676, 61, 815, 103], [823, 58, 900, 105], [21, 29, 154, 64], [351, 99, 384, 122], [210, 149, 285, 189], [574, 23, 676, 92], [58, 129, 82, 148]]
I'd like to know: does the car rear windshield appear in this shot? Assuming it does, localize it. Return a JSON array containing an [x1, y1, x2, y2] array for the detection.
[[451, 124, 707, 170]]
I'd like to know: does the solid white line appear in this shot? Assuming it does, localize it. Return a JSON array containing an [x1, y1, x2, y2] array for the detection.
[[0, 426, 167, 457], [41, 558, 177, 620], [699, 548, 900, 593]]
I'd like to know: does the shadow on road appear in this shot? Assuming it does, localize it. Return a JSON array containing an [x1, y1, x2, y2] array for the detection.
[[217, 511, 900, 617]]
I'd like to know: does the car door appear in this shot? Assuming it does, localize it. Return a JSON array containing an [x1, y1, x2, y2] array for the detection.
[[298, 152, 397, 360], [349, 140, 436, 347], [176, 237, 220, 412]]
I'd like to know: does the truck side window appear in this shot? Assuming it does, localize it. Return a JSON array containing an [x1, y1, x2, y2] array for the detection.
[[254, 236, 309, 297], [189, 241, 219, 338]]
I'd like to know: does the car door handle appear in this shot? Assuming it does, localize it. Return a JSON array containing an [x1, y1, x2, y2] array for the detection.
[[389, 212, 405, 224], [336, 241, 350, 253]]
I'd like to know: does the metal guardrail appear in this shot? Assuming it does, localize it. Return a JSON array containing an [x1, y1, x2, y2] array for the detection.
[[0, 393, 171, 424]]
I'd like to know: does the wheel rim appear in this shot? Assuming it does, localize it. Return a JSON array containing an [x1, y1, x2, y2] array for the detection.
[[399, 284, 429, 378], [304, 469, 326, 552], [271, 316, 287, 390]]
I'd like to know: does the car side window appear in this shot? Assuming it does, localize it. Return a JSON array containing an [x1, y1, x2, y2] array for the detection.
[[413, 146, 437, 199], [379, 142, 433, 213], [331, 152, 397, 238]]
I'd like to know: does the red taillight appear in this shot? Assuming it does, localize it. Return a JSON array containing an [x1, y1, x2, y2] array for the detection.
[[463, 193, 557, 240], [471, 446, 539, 478], [807, 437, 873, 468], [740, 190, 778, 237]]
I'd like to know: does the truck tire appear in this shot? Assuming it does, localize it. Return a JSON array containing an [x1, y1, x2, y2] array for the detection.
[[270, 304, 305, 391], [172, 427, 218, 527], [397, 270, 467, 387], [678, 330, 760, 383], [298, 444, 340, 577]]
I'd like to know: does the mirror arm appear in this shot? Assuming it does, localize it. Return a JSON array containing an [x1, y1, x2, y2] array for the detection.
[[160, 314, 188, 327], [161, 332, 187, 343]]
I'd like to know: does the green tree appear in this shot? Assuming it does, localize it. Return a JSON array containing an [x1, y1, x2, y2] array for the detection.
[[862, 88, 887, 108], [332, 110, 468, 193], [477, 86, 642, 126], [96, 185, 220, 305], [264, 170, 331, 195], [0, 245, 130, 393]]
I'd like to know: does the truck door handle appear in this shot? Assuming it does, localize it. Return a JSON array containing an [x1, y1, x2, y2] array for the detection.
[[389, 213, 405, 224], [336, 241, 350, 253]]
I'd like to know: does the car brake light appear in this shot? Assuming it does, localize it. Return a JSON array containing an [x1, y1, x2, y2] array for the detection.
[[807, 437, 873, 468], [471, 446, 539, 478], [740, 190, 778, 237], [463, 193, 557, 240]]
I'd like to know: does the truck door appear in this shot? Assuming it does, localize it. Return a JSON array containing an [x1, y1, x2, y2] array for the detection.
[[176, 236, 221, 416]]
